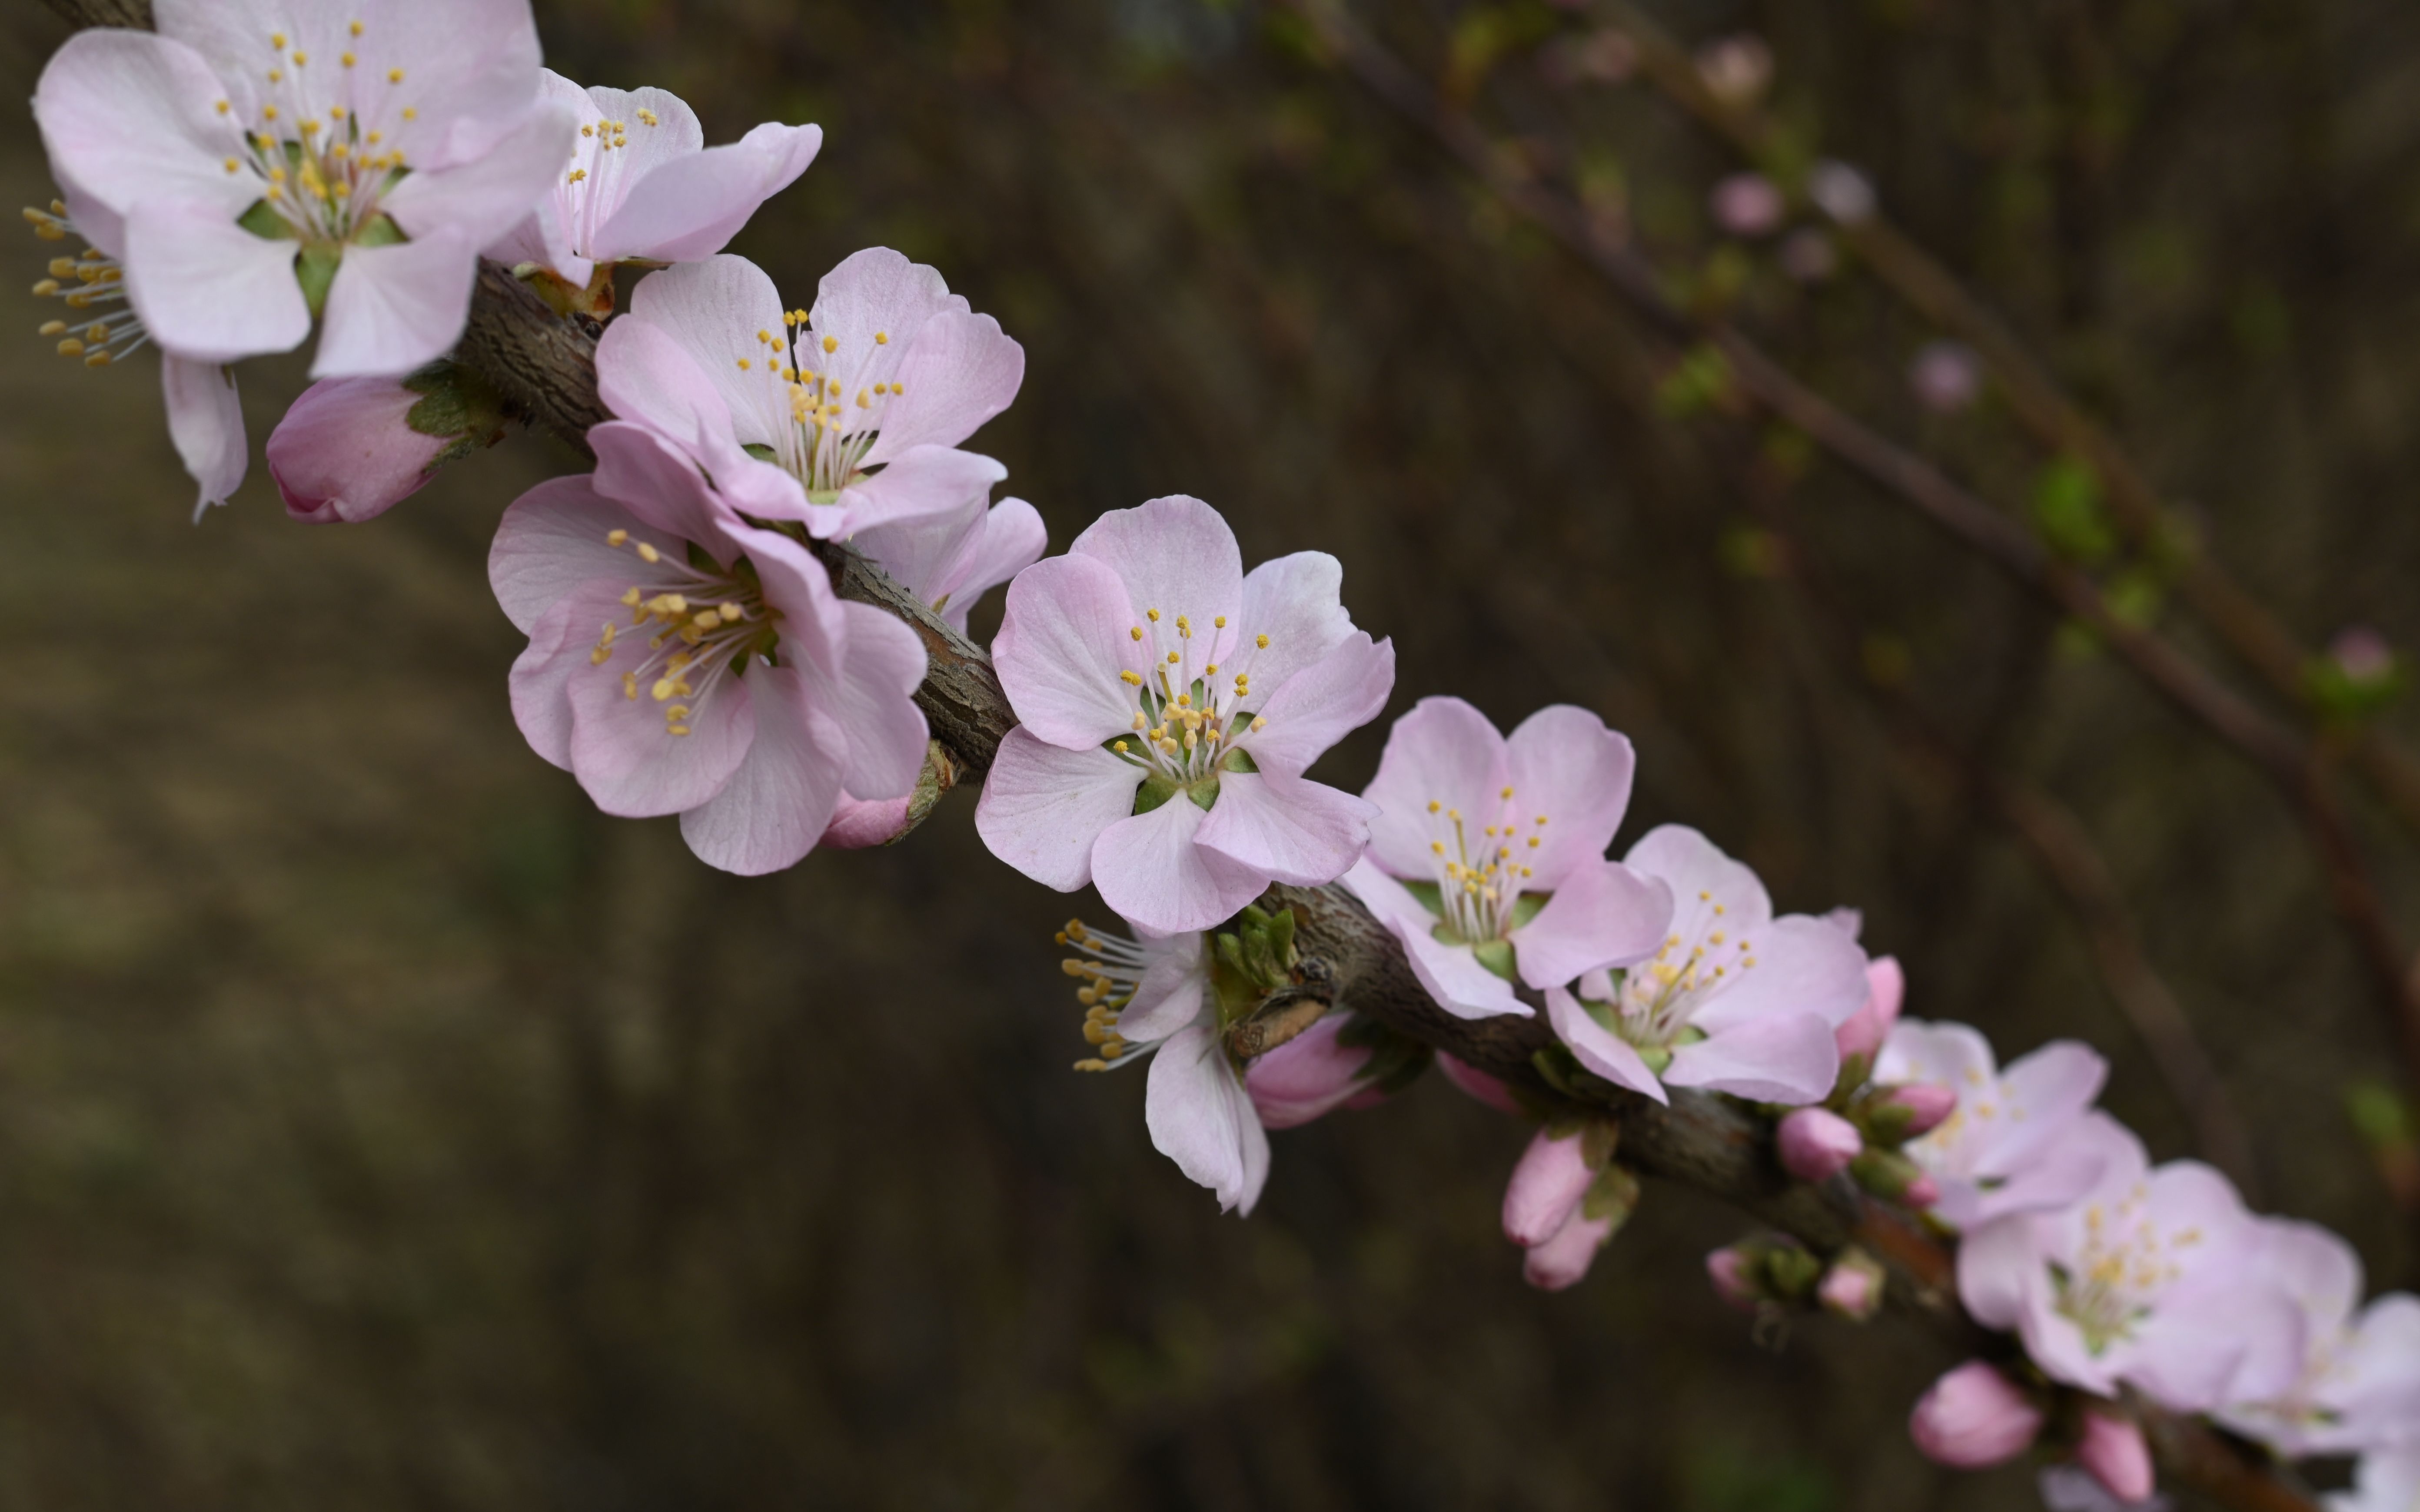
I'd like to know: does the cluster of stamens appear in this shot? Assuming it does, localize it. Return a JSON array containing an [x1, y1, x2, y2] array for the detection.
[[23, 202, 136, 368], [2054, 1190, 2201, 1354], [1422, 788, 1545, 941], [1608, 889, 1756, 1044], [594, 530, 773, 737], [1060, 919, 1149, 1071], [730, 316, 906, 498], [1109, 609, 1273, 787], [565, 109, 662, 188], [228, 23, 416, 245]]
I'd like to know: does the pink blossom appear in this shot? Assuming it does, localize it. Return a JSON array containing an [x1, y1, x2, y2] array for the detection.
[[1778, 1107, 1862, 1182], [35, 2, 576, 387], [1878, 1018, 2108, 1228], [1710, 173, 1785, 237], [2333, 1447, 2420, 1512], [595, 251, 1023, 548], [1818, 1249, 1885, 1321], [2216, 1217, 2420, 1456], [1439, 1051, 1524, 1114], [1881, 1082, 1958, 1138], [1245, 1013, 1374, 1129], [269, 374, 446, 522], [1343, 698, 1670, 1021], [1908, 1360, 2043, 1468], [1958, 1114, 2302, 1412], [488, 421, 926, 874], [1706, 1245, 1758, 1310], [489, 72, 820, 288], [1545, 825, 1870, 1105], [1833, 955, 1905, 1065], [1061, 920, 1267, 1214], [1523, 1211, 1616, 1292], [978, 497, 1395, 935], [1910, 340, 1983, 414], [2076, 1413, 2156, 1505], [1503, 1128, 1593, 1247]]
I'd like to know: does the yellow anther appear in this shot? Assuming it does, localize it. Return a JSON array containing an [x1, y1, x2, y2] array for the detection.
[[54, 338, 83, 356], [341, 51, 356, 66], [83, 350, 109, 368], [402, 106, 417, 120], [30, 280, 57, 297], [268, 69, 283, 83], [1255, 634, 1270, 649], [666, 724, 692, 737], [1130, 627, 1143, 641], [635, 542, 661, 564], [82, 323, 105, 342], [292, 51, 307, 65], [263, 104, 279, 121], [619, 586, 642, 608], [735, 357, 748, 369], [605, 529, 628, 547], [388, 67, 405, 83], [1119, 670, 1143, 686], [47, 259, 73, 279], [216, 99, 231, 114], [1165, 652, 1179, 665], [1500, 786, 1515, 799], [874, 330, 889, 345], [651, 677, 678, 703], [224, 157, 239, 173], [622, 672, 638, 700], [37, 320, 64, 337], [271, 31, 287, 46], [638, 109, 660, 126], [821, 335, 838, 353], [1252, 716, 1269, 731], [1147, 608, 1160, 622], [569, 169, 588, 184], [1213, 616, 1227, 628]]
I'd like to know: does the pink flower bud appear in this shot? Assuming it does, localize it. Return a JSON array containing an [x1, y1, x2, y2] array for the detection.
[[1885, 1082, 1958, 1137], [1710, 172, 1785, 237], [1908, 1361, 2044, 1469], [1778, 1108, 1862, 1183], [1439, 1052, 1523, 1115], [1522, 1211, 1614, 1291], [1909, 342, 1983, 415], [820, 793, 913, 849], [1706, 1245, 1759, 1310], [2077, 1413, 2155, 1505], [1904, 1172, 1941, 1208], [1503, 1128, 1594, 1247], [1817, 1249, 1885, 1322], [269, 375, 454, 524], [1833, 955, 1906, 1063], [1246, 1014, 1374, 1130]]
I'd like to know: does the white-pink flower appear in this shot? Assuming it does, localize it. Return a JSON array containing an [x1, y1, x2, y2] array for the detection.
[[1061, 920, 1267, 1214], [1958, 1112, 2302, 1413], [977, 496, 1395, 935], [33, 0, 577, 501], [1544, 825, 1869, 1105], [595, 251, 1023, 547], [2216, 1217, 2420, 1457], [1876, 1018, 2110, 1229], [1342, 698, 1671, 1021], [489, 72, 821, 289], [488, 421, 926, 874]]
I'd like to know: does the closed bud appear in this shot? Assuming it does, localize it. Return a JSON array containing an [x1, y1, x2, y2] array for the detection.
[[1438, 1051, 1523, 1114], [1247, 1013, 1374, 1129], [1778, 1107, 1863, 1182], [1884, 1082, 1957, 1138], [269, 361, 507, 524], [2077, 1413, 2155, 1505], [1850, 1147, 1938, 1207], [1503, 1128, 1593, 1247], [1816, 1247, 1885, 1322], [1908, 1361, 2044, 1469], [1706, 1244, 1759, 1311], [1521, 1211, 1614, 1292], [1832, 955, 1906, 1068]]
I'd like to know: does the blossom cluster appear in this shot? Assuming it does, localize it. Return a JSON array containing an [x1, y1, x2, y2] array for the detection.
[[29, 7, 2410, 1509]]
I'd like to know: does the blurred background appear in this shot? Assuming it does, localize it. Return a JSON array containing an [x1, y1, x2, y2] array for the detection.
[[3, 0, 2417, 1507]]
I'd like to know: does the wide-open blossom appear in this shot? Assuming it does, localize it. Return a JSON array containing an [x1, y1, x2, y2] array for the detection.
[[36, 2, 573, 378], [977, 496, 1395, 935], [1544, 825, 1869, 1105], [1060, 919, 1267, 1214], [1958, 1113, 2301, 1412], [595, 251, 1022, 545], [488, 421, 926, 874], [1342, 698, 1670, 1021], [23, 190, 243, 515], [489, 71, 821, 294], [2333, 1447, 2420, 1512], [1875, 1018, 2110, 1229], [2216, 1217, 2420, 1456]]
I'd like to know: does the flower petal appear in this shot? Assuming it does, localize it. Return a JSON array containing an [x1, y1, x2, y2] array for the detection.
[[587, 421, 742, 567], [381, 101, 580, 251], [1115, 935, 1209, 1046], [1235, 551, 1353, 693], [859, 310, 1023, 465], [589, 122, 823, 266], [972, 729, 1143, 891], [1504, 706, 1637, 888], [854, 495, 1047, 631], [829, 444, 1005, 539], [1511, 859, 1673, 990], [1228, 633, 1396, 781], [506, 587, 599, 770], [795, 600, 929, 801], [1144, 1018, 1268, 1215], [1362, 696, 1507, 879], [1684, 915, 1872, 1035], [677, 663, 848, 875], [810, 245, 967, 364], [1662, 1013, 1840, 1104], [1343, 858, 1528, 1020], [1624, 823, 1774, 928], [594, 309, 806, 523], [1069, 496, 1244, 662], [564, 604, 757, 817], [1245, 1013, 1373, 1130], [622, 253, 796, 438], [1544, 986, 1666, 1102], [993, 552, 1149, 748], [34, 31, 258, 222], [1092, 794, 1272, 936], [1193, 771, 1375, 888], [122, 201, 309, 366], [313, 229, 479, 379], [487, 473, 654, 632], [161, 355, 246, 517]]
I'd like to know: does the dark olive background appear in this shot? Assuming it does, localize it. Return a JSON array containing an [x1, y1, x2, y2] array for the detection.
[[0, 1, 2414, 1508]]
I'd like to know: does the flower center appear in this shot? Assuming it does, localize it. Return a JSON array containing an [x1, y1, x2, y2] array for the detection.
[[1106, 609, 1273, 800], [230, 23, 417, 251], [590, 530, 778, 737], [729, 316, 907, 503], [23, 201, 141, 368], [561, 109, 667, 252], [1576, 890, 1755, 1060], [1419, 788, 1544, 943], [2050, 1195, 2201, 1355], [1060, 918, 1147, 1071]]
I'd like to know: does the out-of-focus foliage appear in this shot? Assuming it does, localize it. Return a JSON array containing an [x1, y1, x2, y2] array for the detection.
[[0, 0, 2416, 1506]]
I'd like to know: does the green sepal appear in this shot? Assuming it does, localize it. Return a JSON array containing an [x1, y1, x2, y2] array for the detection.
[[1759, 1243, 1824, 1300], [1187, 775, 1220, 811], [1469, 937, 1516, 981], [742, 442, 780, 464], [354, 213, 405, 249], [1132, 774, 1180, 815], [1578, 1164, 1641, 1227], [398, 360, 513, 471], [237, 200, 294, 240], [1220, 747, 1259, 774], [1635, 1042, 1673, 1074], [296, 242, 342, 318], [1508, 892, 1546, 931], [1402, 880, 1443, 916], [1210, 905, 1302, 1034]]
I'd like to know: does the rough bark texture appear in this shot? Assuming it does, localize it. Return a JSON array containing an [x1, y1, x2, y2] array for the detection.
[[32, 2, 2320, 1504]]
